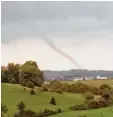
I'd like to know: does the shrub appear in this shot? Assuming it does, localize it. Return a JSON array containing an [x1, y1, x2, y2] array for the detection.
[[50, 97, 56, 105], [69, 104, 87, 110], [89, 86, 100, 95], [48, 89, 55, 92], [101, 89, 113, 105], [42, 109, 56, 116], [100, 84, 111, 90], [40, 87, 48, 92], [86, 99, 99, 109], [84, 91, 94, 100], [98, 98, 108, 107], [14, 109, 37, 117], [49, 80, 61, 89], [42, 80, 102, 95], [14, 101, 61, 117], [56, 89, 63, 94], [107, 99, 113, 106], [17, 101, 25, 111], [101, 89, 110, 100], [30, 89, 35, 95], [1, 104, 8, 116], [57, 108, 62, 113], [59, 83, 70, 92], [27, 81, 35, 89], [71, 82, 89, 93], [23, 109, 36, 117]]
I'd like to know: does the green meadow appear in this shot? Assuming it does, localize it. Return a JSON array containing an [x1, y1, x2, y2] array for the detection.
[[1, 83, 113, 117]]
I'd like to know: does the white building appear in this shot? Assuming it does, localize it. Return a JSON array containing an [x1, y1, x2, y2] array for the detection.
[[73, 77, 83, 81], [96, 75, 107, 79], [85, 77, 94, 80]]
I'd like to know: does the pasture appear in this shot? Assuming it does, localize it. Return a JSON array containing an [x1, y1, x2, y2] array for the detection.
[[1, 83, 84, 116], [1, 82, 113, 117]]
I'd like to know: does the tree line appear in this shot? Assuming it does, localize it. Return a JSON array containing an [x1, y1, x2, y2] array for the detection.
[[1, 60, 44, 87]]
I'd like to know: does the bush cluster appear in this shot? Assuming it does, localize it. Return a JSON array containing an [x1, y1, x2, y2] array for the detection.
[[40, 86, 48, 92], [14, 108, 62, 117], [83, 91, 94, 100], [43, 81, 101, 95], [14, 101, 62, 117], [43, 81, 113, 97], [69, 86, 113, 111], [69, 104, 87, 110], [86, 99, 99, 109]]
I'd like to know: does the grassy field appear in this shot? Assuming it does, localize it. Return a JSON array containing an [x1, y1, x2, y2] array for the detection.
[[61, 79, 113, 87], [1, 83, 84, 116], [51, 107, 113, 117], [1, 83, 113, 117]]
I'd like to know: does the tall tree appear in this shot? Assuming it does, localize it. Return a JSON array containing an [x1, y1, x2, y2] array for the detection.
[[1, 66, 8, 83], [19, 61, 44, 87], [7, 63, 20, 83], [1, 61, 44, 86]]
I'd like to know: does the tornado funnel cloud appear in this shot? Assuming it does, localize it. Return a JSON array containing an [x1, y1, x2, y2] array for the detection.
[[41, 35, 82, 69], [20, 21, 82, 69]]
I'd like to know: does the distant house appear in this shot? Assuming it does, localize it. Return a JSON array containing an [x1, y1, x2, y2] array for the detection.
[[73, 77, 83, 81], [85, 76, 94, 80], [96, 75, 107, 79]]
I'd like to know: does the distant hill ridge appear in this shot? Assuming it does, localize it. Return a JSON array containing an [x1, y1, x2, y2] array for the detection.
[[43, 69, 113, 80]]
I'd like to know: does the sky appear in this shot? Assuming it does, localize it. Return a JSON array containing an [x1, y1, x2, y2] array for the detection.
[[1, 1, 113, 70]]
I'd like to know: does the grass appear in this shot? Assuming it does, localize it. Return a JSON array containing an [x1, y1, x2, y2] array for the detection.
[[50, 107, 113, 117], [1, 83, 113, 117], [1, 83, 84, 116]]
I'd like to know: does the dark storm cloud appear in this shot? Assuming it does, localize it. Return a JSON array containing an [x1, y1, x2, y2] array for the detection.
[[1, 1, 113, 70], [2, 1, 113, 23], [1, 1, 113, 44]]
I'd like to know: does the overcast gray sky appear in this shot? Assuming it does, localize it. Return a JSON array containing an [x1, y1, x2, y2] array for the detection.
[[1, 1, 113, 70]]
